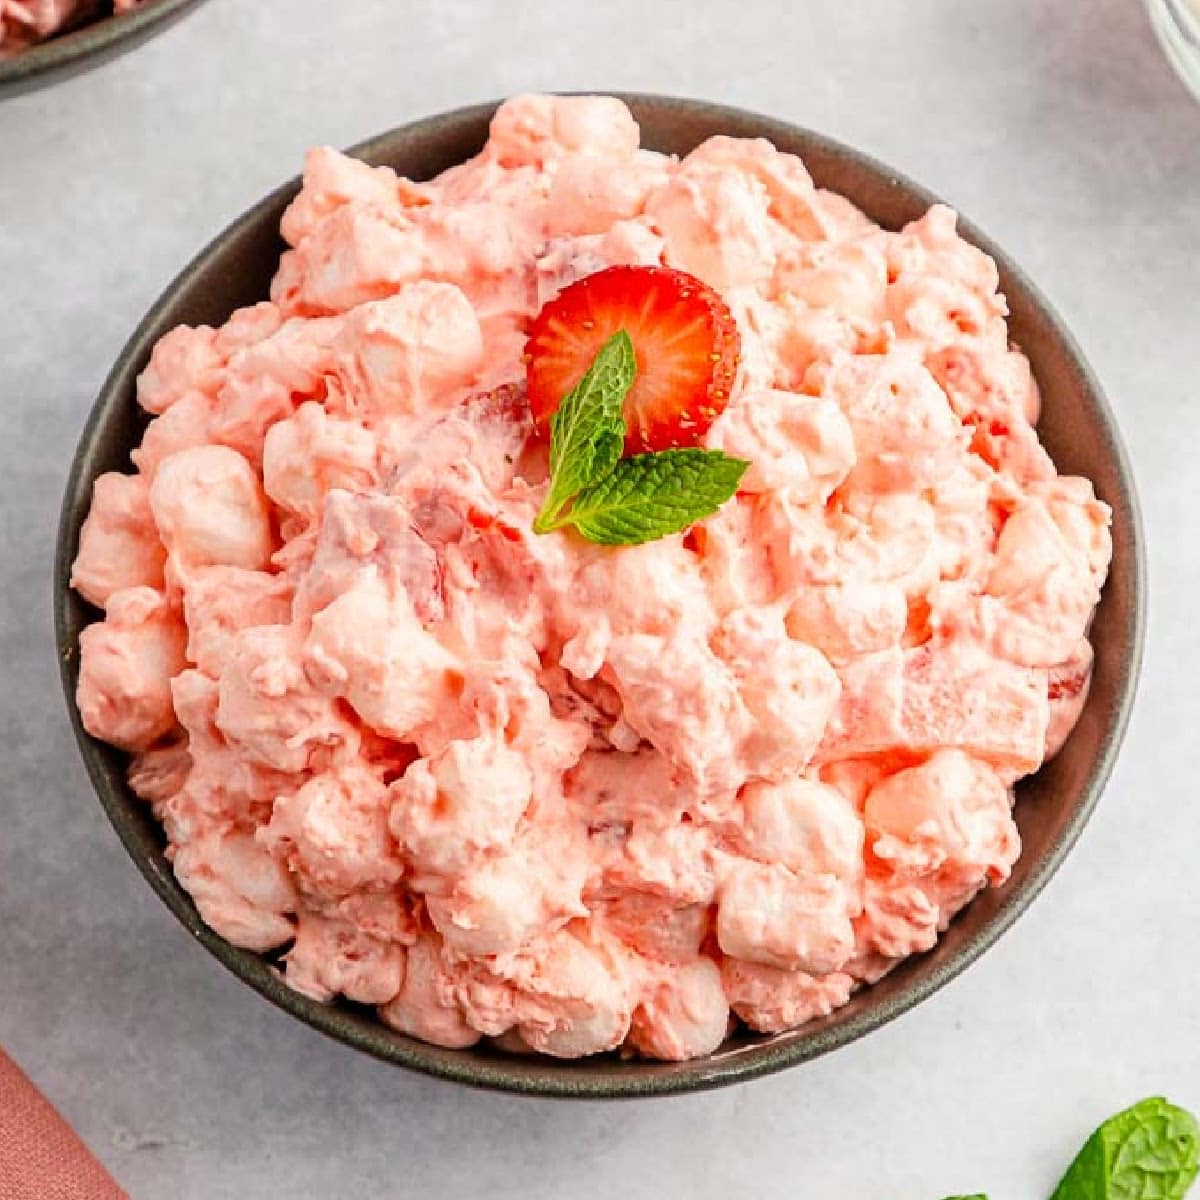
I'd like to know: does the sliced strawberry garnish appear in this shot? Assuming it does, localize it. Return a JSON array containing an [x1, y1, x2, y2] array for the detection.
[[525, 265, 741, 453]]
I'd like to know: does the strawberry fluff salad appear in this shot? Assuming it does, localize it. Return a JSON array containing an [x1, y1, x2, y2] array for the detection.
[[71, 94, 1112, 1062]]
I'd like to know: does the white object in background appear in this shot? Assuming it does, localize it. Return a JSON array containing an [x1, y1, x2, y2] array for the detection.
[[1146, 0, 1200, 101]]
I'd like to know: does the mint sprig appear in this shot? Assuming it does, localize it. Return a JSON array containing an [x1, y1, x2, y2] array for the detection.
[[533, 330, 633, 533], [563, 448, 749, 545], [532, 329, 748, 546], [940, 1097, 1199, 1200], [1051, 1097, 1199, 1200]]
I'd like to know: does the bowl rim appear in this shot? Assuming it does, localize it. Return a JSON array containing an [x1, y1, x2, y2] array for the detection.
[[0, 0, 205, 98], [53, 93, 1147, 1098]]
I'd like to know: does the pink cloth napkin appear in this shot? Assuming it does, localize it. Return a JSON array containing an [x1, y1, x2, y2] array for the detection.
[[0, 1050, 126, 1200]]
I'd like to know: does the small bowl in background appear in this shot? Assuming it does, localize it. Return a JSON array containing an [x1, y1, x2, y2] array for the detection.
[[0, 0, 204, 101], [1145, 0, 1200, 102]]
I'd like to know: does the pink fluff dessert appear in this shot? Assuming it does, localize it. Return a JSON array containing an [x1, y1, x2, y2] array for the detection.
[[0, 0, 140, 57], [71, 94, 1111, 1062]]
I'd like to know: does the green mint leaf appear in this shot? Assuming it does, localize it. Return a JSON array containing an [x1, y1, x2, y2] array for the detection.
[[939, 1195, 988, 1199], [1051, 1097, 1199, 1200], [561, 448, 748, 545], [533, 329, 634, 532]]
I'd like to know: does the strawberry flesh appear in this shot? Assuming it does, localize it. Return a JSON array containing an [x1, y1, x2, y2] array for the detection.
[[524, 265, 741, 453]]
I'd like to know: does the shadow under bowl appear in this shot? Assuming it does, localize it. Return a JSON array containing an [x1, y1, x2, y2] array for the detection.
[[0, 0, 204, 101], [54, 94, 1146, 1098]]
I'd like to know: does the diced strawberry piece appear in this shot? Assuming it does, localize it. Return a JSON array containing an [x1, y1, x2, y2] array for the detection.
[[524, 265, 741, 453], [1044, 640, 1094, 760]]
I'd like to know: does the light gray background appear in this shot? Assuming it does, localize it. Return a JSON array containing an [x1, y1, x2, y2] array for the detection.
[[2, 1, 1197, 1197]]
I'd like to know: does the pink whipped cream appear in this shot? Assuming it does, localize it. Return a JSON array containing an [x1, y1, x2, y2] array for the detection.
[[0, 0, 139, 57], [72, 94, 1112, 1061]]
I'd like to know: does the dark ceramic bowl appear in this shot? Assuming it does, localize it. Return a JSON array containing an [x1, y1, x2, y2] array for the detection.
[[0, 0, 203, 100], [54, 95, 1145, 1098]]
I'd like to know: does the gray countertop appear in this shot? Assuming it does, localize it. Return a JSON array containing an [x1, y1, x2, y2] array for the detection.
[[2, 1, 1198, 1197]]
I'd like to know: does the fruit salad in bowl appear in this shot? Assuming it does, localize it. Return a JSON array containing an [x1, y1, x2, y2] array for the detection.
[[61, 94, 1128, 1082]]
